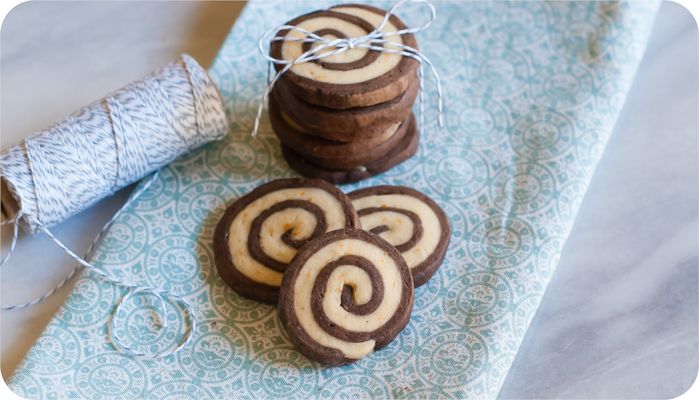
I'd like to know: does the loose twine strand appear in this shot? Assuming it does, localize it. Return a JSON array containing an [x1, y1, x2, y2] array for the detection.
[[250, 0, 444, 137], [0, 54, 226, 358]]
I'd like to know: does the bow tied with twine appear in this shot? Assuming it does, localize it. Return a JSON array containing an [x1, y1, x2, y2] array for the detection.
[[251, 0, 444, 137]]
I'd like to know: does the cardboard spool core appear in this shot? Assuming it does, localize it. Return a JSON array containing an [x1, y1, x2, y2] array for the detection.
[[1, 177, 20, 220]]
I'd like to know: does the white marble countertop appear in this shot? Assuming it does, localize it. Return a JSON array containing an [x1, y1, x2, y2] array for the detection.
[[1, 1, 696, 398]]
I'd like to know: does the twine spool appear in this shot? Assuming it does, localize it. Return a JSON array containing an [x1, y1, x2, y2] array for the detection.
[[1, 53, 227, 233], [0, 54, 228, 358]]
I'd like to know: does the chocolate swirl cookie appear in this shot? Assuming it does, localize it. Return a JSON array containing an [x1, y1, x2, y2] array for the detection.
[[271, 4, 419, 109], [272, 76, 419, 141], [281, 113, 419, 184], [213, 179, 359, 303], [268, 95, 411, 169], [349, 186, 450, 286], [278, 229, 414, 365]]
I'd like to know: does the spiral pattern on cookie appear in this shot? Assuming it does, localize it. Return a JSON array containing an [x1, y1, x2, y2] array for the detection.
[[349, 186, 451, 287], [213, 179, 359, 303], [278, 229, 414, 366], [272, 5, 418, 85]]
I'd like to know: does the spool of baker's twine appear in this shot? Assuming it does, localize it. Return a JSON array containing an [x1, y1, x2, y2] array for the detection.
[[251, 0, 444, 138], [0, 54, 228, 358]]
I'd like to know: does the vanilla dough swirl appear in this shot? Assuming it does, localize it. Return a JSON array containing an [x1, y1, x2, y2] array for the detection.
[[213, 179, 359, 303], [278, 229, 414, 365]]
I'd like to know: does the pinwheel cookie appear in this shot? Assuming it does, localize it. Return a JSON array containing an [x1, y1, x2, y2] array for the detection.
[[281, 114, 419, 184], [213, 178, 359, 303], [278, 228, 414, 365], [270, 4, 419, 109], [349, 185, 450, 286]]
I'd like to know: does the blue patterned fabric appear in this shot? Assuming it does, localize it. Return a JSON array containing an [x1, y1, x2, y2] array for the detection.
[[8, 1, 658, 398]]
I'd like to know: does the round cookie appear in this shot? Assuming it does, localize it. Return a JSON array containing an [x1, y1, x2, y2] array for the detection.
[[278, 228, 414, 366], [213, 178, 359, 303], [270, 4, 420, 110], [348, 186, 451, 286], [272, 77, 418, 141], [268, 95, 411, 169], [281, 113, 419, 184]]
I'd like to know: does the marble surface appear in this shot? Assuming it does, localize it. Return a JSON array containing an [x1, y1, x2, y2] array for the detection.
[[500, 2, 699, 398], [0, 1, 696, 398]]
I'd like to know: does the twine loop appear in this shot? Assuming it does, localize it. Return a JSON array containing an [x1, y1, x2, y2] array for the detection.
[[1, 172, 197, 359], [251, 0, 444, 137]]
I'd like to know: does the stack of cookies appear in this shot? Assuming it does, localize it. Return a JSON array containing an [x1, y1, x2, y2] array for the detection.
[[268, 4, 420, 184]]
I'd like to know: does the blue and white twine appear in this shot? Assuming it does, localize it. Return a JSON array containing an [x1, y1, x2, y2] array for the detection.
[[0, 54, 227, 358]]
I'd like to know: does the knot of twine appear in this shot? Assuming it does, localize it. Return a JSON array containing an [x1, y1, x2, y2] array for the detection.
[[0, 54, 227, 359], [250, 0, 444, 137]]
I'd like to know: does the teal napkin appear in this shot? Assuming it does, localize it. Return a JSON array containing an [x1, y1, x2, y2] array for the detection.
[[8, 1, 658, 398]]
